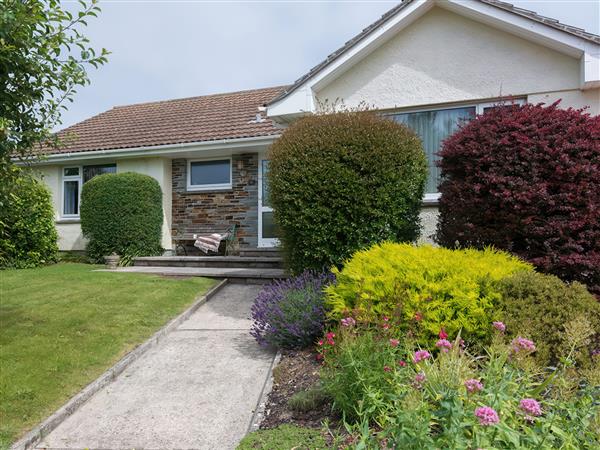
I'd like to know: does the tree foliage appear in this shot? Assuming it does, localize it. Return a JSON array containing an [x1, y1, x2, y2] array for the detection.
[[0, 0, 108, 194], [268, 111, 427, 273], [435, 102, 600, 296], [0, 166, 58, 268], [80, 172, 164, 262]]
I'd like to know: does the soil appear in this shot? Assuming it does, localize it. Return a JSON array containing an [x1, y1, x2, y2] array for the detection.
[[260, 349, 339, 430]]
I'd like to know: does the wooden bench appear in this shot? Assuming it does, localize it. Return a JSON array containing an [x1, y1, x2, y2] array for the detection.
[[172, 224, 237, 256]]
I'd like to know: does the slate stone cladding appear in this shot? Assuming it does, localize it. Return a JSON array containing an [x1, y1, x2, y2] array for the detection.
[[172, 155, 259, 250]]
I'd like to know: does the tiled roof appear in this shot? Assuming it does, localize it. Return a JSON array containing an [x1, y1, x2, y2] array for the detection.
[[43, 86, 287, 155], [268, 0, 600, 106]]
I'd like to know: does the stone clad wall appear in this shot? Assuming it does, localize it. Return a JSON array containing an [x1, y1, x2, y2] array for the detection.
[[171, 154, 259, 249]]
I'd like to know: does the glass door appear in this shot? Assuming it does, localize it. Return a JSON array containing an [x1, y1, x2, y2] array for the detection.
[[258, 157, 278, 247]]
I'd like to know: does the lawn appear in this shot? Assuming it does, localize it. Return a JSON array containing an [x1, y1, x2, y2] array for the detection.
[[0, 263, 215, 448]]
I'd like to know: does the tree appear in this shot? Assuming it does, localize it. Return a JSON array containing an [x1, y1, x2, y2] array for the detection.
[[0, 0, 108, 196]]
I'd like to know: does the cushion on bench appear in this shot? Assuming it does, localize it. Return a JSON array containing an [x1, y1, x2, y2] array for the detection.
[[194, 233, 229, 254]]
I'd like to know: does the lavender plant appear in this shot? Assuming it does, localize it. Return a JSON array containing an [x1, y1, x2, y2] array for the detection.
[[250, 271, 335, 349]]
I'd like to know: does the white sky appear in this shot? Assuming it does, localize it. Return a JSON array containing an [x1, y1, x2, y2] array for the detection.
[[59, 0, 600, 129]]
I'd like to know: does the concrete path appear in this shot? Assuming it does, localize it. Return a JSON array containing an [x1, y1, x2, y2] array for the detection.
[[37, 284, 275, 450]]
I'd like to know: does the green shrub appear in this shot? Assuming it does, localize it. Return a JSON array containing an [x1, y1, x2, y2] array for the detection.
[[287, 386, 329, 413], [325, 243, 531, 345], [268, 111, 427, 273], [80, 172, 163, 262], [236, 424, 326, 450], [496, 271, 600, 368], [0, 170, 58, 268]]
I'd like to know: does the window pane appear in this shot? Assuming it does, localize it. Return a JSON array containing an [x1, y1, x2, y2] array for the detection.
[[83, 164, 116, 183], [261, 160, 271, 208], [262, 211, 277, 239], [392, 107, 475, 194], [190, 160, 231, 186], [63, 180, 79, 215], [64, 167, 79, 177]]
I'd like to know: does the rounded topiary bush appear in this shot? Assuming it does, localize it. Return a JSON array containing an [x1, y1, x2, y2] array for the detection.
[[268, 111, 427, 273], [435, 102, 600, 296], [0, 170, 58, 268], [325, 242, 532, 345], [496, 271, 600, 368], [80, 172, 163, 261]]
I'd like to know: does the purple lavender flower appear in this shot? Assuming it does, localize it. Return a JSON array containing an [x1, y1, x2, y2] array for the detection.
[[250, 271, 335, 349]]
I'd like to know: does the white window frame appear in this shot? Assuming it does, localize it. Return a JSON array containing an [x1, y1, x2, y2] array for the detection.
[[60, 163, 118, 219], [386, 98, 526, 203], [187, 157, 233, 191], [258, 156, 279, 248], [61, 167, 82, 219]]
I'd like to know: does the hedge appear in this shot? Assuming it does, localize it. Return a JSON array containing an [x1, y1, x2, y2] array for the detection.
[[80, 172, 163, 261], [0, 170, 58, 268], [268, 111, 427, 273], [436, 102, 600, 296]]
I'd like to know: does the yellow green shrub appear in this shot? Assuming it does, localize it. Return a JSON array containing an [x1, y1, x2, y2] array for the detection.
[[325, 243, 532, 343]]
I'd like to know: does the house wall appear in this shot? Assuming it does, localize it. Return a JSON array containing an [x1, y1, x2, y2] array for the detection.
[[171, 154, 259, 249], [36, 157, 173, 252], [117, 157, 173, 250], [316, 7, 585, 111]]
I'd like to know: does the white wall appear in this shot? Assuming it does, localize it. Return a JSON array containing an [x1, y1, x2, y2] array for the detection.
[[317, 7, 584, 111], [528, 89, 600, 115], [37, 157, 173, 252]]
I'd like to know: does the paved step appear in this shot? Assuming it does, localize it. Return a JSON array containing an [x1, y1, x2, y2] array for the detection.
[[238, 248, 281, 258], [101, 266, 286, 284], [134, 256, 284, 270]]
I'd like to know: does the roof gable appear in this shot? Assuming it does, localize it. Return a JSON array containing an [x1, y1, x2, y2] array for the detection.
[[267, 0, 600, 121]]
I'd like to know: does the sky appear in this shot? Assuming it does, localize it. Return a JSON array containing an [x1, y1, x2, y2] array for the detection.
[[58, 0, 600, 130]]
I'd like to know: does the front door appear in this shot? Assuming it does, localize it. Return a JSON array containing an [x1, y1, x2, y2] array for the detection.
[[258, 157, 278, 247]]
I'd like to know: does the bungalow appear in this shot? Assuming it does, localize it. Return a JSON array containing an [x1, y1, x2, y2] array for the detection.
[[34, 0, 600, 253]]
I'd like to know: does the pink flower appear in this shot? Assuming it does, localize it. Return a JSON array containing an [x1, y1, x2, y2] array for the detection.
[[398, 360, 406, 367], [464, 379, 484, 393], [383, 316, 390, 322], [413, 372, 426, 387], [382, 323, 390, 330], [340, 317, 356, 327], [436, 339, 452, 352], [383, 365, 392, 372], [389, 338, 400, 347], [317, 340, 323, 346], [474, 406, 499, 426], [325, 332, 336, 346], [414, 311, 423, 321], [439, 328, 448, 339], [511, 337, 536, 353], [413, 350, 431, 363], [493, 321, 506, 332], [519, 398, 542, 417]]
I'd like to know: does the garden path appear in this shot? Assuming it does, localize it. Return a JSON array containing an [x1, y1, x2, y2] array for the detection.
[[36, 283, 276, 450]]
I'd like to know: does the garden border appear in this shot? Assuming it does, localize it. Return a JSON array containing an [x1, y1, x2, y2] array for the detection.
[[11, 278, 229, 450], [247, 350, 282, 433]]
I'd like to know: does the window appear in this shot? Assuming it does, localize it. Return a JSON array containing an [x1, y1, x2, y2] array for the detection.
[[62, 168, 80, 217], [83, 164, 116, 182], [391, 107, 476, 196], [187, 158, 232, 190], [61, 164, 116, 218]]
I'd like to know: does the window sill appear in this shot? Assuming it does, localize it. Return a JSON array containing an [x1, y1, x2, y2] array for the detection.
[[422, 193, 440, 206], [56, 218, 81, 224], [185, 187, 233, 194]]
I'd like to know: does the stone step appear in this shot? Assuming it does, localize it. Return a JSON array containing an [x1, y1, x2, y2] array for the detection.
[[238, 248, 282, 258], [102, 266, 286, 284], [133, 256, 284, 270]]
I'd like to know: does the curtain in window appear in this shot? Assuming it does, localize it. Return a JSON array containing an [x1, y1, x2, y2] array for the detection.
[[83, 164, 116, 183], [392, 107, 475, 194], [63, 180, 79, 215]]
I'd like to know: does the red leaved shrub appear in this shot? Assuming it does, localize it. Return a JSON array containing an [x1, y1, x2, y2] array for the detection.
[[435, 102, 600, 297]]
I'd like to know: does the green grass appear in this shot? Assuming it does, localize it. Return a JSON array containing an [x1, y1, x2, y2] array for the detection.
[[0, 263, 215, 448], [237, 425, 327, 450]]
